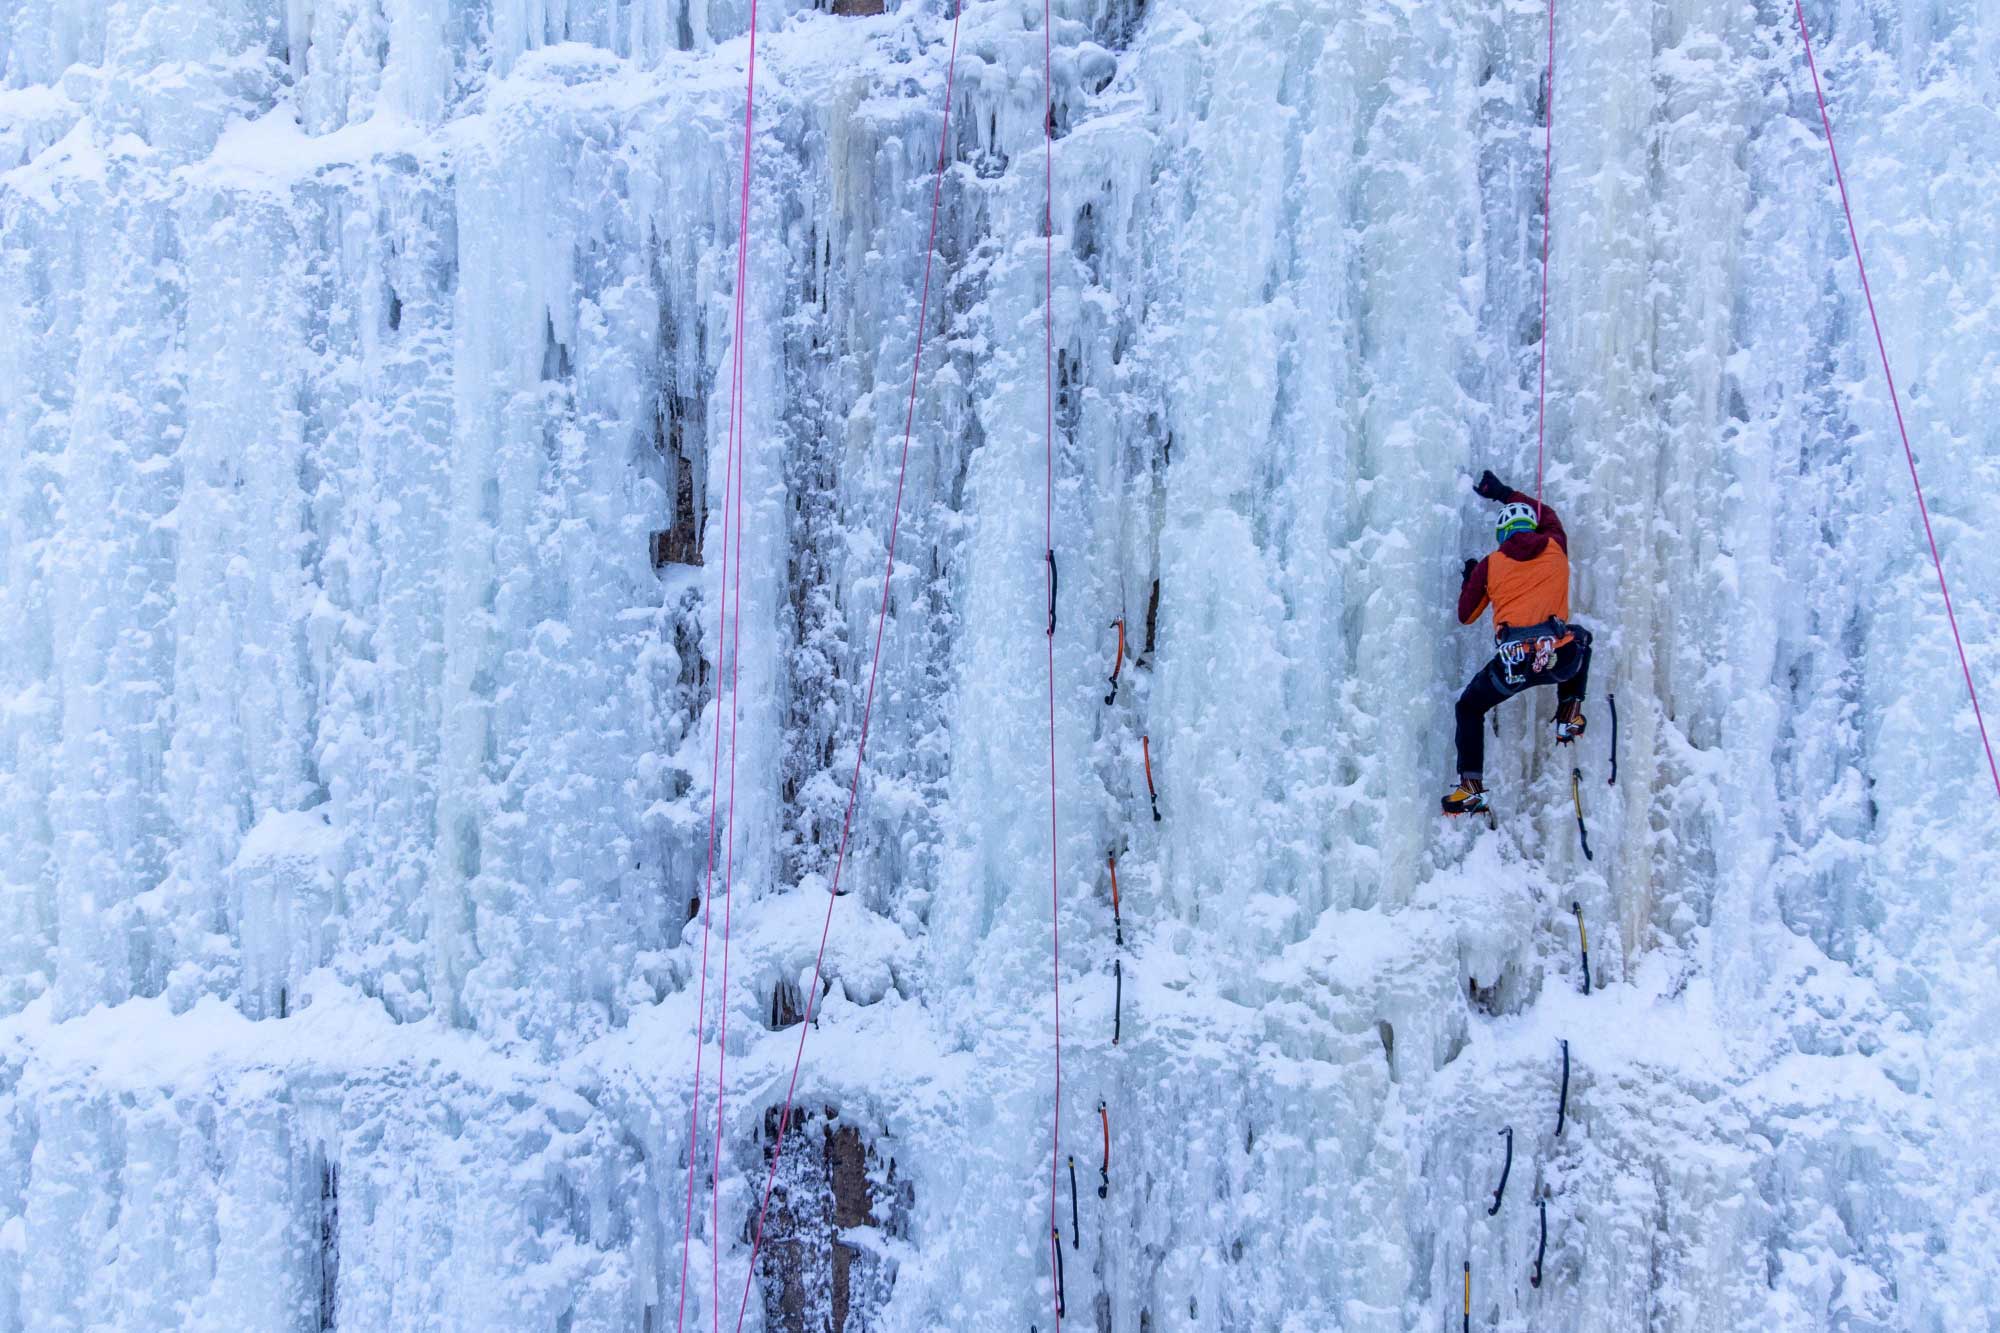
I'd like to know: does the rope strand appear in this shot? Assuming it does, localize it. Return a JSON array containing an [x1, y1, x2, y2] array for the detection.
[[1043, 0, 1066, 1320], [676, 12, 762, 1329], [732, 7, 966, 1325], [709, 48, 759, 1323], [1533, 0, 1555, 507], [1789, 0, 1999, 800]]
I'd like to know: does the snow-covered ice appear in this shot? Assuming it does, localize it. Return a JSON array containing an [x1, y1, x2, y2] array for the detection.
[[0, 0, 1996, 1327]]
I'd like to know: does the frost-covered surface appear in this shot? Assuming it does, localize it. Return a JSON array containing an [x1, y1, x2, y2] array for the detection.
[[2, 0, 1997, 1327]]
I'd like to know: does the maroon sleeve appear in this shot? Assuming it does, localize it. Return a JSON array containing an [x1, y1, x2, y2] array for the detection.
[[1505, 487, 1567, 554], [1457, 556, 1491, 625]]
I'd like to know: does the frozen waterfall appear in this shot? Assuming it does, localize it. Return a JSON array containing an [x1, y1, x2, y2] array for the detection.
[[1, 0, 1996, 1328]]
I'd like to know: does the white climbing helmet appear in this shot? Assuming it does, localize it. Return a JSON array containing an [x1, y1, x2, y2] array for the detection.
[[1495, 501, 1538, 544]]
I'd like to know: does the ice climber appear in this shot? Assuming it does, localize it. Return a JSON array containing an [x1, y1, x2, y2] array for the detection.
[[1442, 470, 1593, 816]]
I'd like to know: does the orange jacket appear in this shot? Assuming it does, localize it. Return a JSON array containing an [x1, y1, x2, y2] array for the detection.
[[1458, 491, 1570, 636]]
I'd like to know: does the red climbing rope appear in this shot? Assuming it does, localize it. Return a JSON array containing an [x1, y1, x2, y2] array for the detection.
[[1788, 0, 1999, 801], [1533, 0, 1555, 507], [1042, 0, 1065, 1325], [674, 352, 737, 1333], [709, 50, 759, 1327], [732, 6, 965, 1328], [677, 9, 762, 1330]]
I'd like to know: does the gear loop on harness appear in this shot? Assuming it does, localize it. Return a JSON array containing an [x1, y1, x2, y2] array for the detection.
[[1496, 616, 1570, 687]]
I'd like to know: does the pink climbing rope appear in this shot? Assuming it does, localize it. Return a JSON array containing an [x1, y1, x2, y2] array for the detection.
[[673, 377, 736, 1332], [1533, 0, 1555, 507], [709, 20, 760, 1325], [731, 6, 966, 1328], [676, 8, 761, 1330], [1042, 0, 1065, 1326], [1789, 0, 1999, 801]]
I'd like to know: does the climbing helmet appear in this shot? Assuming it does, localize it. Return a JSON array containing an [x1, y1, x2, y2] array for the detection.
[[1495, 501, 1538, 544]]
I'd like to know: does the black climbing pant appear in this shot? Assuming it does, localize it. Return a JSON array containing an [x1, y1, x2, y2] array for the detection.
[[1454, 627, 1593, 779]]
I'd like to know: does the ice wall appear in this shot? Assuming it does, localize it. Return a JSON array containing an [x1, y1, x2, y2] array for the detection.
[[0, 0, 1995, 1328]]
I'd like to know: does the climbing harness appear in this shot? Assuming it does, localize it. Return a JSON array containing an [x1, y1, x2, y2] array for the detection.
[[1606, 693, 1618, 785], [1097, 1101, 1110, 1198], [1570, 902, 1590, 996], [1112, 958, 1122, 1046], [1108, 852, 1123, 946], [1064, 1152, 1080, 1248], [1555, 1038, 1570, 1136], [1487, 1126, 1513, 1215], [1569, 767, 1593, 861], [1496, 618, 1568, 688], [1787, 0, 1999, 802], [1531, 1196, 1548, 1288], [733, 4, 966, 1327], [1142, 736, 1161, 822], [1105, 619, 1125, 704]]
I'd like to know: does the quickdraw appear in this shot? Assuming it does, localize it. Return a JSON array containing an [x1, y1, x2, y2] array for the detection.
[[1571, 902, 1591, 996], [1112, 958, 1121, 1045], [1487, 1126, 1513, 1215], [1555, 1038, 1570, 1136], [1097, 1101, 1110, 1198], [1108, 852, 1122, 946], [1046, 550, 1058, 637], [1531, 1196, 1548, 1288], [1142, 736, 1161, 822], [1607, 692, 1619, 785], [1105, 618, 1125, 704], [1067, 1156, 1079, 1250]]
